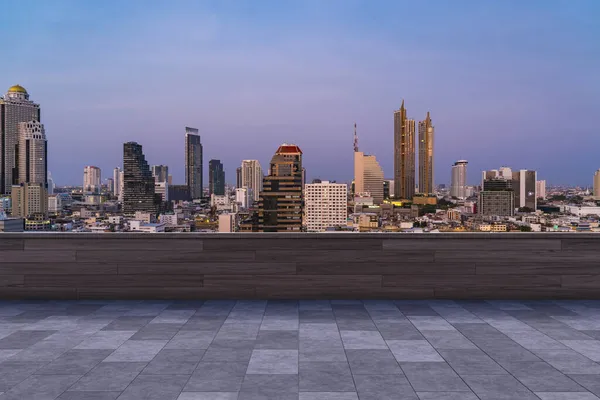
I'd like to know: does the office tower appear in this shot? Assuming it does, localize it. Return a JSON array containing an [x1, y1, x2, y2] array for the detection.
[[209, 159, 225, 196], [0, 85, 41, 194], [512, 169, 537, 210], [11, 183, 48, 218], [151, 165, 169, 183], [236, 167, 242, 188], [394, 101, 416, 199], [241, 160, 263, 203], [304, 181, 347, 232], [185, 127, 203, 199], [418, 112, 434, 194], [478, 178, 514, 216], [47, 172, 55, 195], [113, 167, 121, 197], [83, 166, 101, 193], [354, 151, 384, 204], [258, 144, 303, 232], [122, 142, 157, 215], [451, 160, 468, 199], [536, 180, 546, 199]]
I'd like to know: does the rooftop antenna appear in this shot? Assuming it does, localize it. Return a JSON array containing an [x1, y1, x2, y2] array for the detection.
[[353, 123, 359, 152]]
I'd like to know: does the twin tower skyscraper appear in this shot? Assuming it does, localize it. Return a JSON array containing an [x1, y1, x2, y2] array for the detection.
[[393, 100, 434, 199]]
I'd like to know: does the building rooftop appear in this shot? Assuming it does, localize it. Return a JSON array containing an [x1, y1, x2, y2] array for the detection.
[[0, 300, 599, 398]]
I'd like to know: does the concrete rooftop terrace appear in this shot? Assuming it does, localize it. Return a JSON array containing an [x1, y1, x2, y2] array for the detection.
[[1, 300, 600, 399]]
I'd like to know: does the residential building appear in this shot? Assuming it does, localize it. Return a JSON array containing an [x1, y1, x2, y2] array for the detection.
[[418, 112, 434, 194], [151, 165, 169, 183], [209, 159, 225, 196], [11, 183, 48, 218], [451, 160, 468, 199], [594, 170, 600, 198], [185, 127, 203, 199], [83, 166, 101, 193], [113, 167, 121, 197], [235, 187, 250, 209], [0, 85, 41, 194], [118, 170, 124, 202], [106, 178, 114, 194], [17, 120, 47, 187], [536, 180, 546, 199], [219, 213, 236, 232], [393, 100, 416, 199], [211, 194, 232, 211], [155, 181, 168, 202], [513, 169, 537, 210], [258, 144, 303, 232], [122, 142, 158, 215], [241, 160, 263, 203], [304, 180, 348, 232], [129, 220, 165, 233]]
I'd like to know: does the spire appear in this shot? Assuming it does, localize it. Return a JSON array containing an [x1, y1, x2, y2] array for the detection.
[[353, 123, 359, 152], [401, 99, 405, 110]]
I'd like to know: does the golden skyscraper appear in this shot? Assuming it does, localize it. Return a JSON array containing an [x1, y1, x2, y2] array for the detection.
[[393, 100, 415, 199], [418, 112, 434, 194]]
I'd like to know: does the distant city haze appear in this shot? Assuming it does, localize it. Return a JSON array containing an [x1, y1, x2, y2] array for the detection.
[[1, 1, 598, 187]]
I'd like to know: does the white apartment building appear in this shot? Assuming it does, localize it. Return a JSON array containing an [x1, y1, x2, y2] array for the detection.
[[240, 160, 263, 203], [536, 180, 546, 200], [235, 187, 250, 209], [83, 166, 101, 193], [211, 194, 232, 211], [304, 181, 348, 232]]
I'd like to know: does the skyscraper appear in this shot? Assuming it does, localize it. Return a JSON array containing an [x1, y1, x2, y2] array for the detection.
[[594, 171, 600, 198], [353, 127, 384, 204], [536, 180, 546, 199], [209, 159, 225, 196], [151, 165, 169, 183], [113, 167, 121, 197], [258, 144, 303, 232], [122, 142, 157, 215], [450, 160, 468, 199], [512, 169, 537, 210], [83, 166, 101, 193], [241, 160, 263, 203], [418, 112, 434, 194], [304, 181, 347, 232], [478, 178, 514, 216], [0, 85, 41, 194], [17, 120, 47, 187], [393, 100, 415, 199], [185, 127, 203, 199], [236, 167, 242, 188]]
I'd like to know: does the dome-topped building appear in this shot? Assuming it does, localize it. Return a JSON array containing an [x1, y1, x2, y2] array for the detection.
[[8, 85, 27, 93], [5, 84, 30, 101]]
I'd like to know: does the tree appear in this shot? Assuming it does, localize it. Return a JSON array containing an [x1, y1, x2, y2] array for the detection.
[[518, 207, 534, 213], [519, 225, 532, 232]]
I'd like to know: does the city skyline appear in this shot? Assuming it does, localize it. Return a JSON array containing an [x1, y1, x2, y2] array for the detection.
[[1, 1, 599, 186]]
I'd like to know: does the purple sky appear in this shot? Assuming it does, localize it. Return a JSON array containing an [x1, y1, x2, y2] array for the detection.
[[1, 0, 599, 187]]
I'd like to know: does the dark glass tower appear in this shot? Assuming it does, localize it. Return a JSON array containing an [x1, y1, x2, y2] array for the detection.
[[185, 127, 203, 199], [122, 142, 157, 215], [258, 144, 303, 232], [208, 159, 225, 196]]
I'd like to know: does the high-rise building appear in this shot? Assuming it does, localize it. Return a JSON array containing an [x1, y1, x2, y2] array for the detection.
[[113, 167, 121, 197], [478, 178, 514, 216], [155, 181, 168, 202], [17, 120, 47, 187], [354, 152, 384, 205], [304, 181, 347, 232], [393, 100, 416, 199], [122, 142, 157, 215], [151, 165, 169, 183], [594, 171, 600, 198], [241, 160, 263, 203], [11, 183, 47, 218], [209, 159, 225, 196], [236, 167, 242, 188], [185, 127, 203, 199], [418, 112, 434, 195], [536, 180, 546, 199], [451, 160, 468, 199], [47, 172, 55, 195], [106, 178, 114, 194], [219, 213, 236, 233], [118, 170, 124, 202], [235, 187, 250, 209], [258, 144, 303, 232], [0, 85, 41, 194], [83, 166, 101, 193], [512, 169, 537, 210]]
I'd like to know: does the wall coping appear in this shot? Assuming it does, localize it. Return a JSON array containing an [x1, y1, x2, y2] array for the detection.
[[0, 232, 597, 240]]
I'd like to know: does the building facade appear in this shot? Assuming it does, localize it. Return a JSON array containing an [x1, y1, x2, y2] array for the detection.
[[241, 160, 263, 203], [393, 100, 416, 199], [83, 166, 101, 193], [418, 112, 434, 194], [0, 85, 41, 194], [594, 170, 600, 199], [208, 159, 225, 196], [304, 181, 348, 232], [122, 142, 157, 215], [512, 169, 537, 210], [478, 178, 514, 216], [258, 144, 303, 232], [113, 167, 121, 197], [354, 151, 384, 205], [11, 183, 48, 218], [151, 165, 169, 183], [185, 127, 203, 199], [17, 120, 47, 187], [451, 160, 468, 199], [536, 180, 546, 199]]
